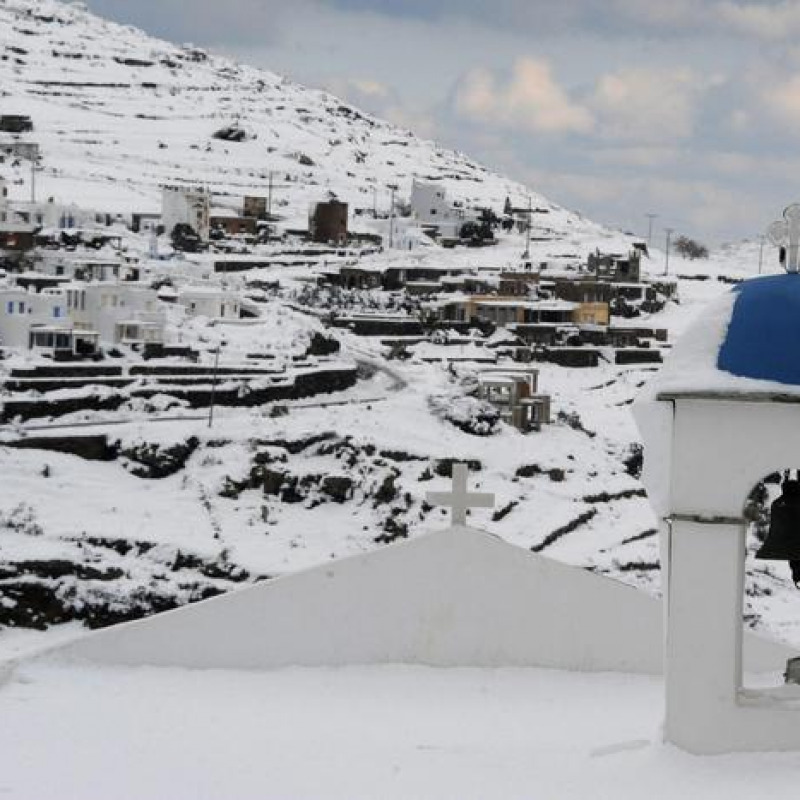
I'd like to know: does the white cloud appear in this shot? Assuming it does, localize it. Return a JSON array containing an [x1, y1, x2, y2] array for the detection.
[[453, 57, 593, 135], [347, 78, 390, 98], [717, 1, 800, 39], [324, 76, 439, 138], [591, 67, 708, 143], [763, 73, 800, 129]]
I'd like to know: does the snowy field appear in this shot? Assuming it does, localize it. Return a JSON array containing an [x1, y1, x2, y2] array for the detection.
[[0, 661, 798, 800]]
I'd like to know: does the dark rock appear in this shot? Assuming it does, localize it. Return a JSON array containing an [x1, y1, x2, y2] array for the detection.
[[0, 560, 124, 582], [120, 437, 199, 479], [623, 444, 643, 479], [2, 435, 117, 461], [83, 537, 156, 557], [375, 517, 408, 544], [261, 468, 287, 496], [374, 473, 398, 505], [380, 449, 425, 462], [322, 475, 353, 503], [435, 459, 482, 478], [492, 501, 518, 522], [280, 478, 305, 504], [306, 332, 340, 357], [531, 509, 598, 553]]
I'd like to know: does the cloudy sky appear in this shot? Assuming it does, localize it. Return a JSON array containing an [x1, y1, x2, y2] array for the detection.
[[85, 0, 800, 244]]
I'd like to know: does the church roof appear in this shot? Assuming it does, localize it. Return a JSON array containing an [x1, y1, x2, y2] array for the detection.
[[654, 274, 800, 400]]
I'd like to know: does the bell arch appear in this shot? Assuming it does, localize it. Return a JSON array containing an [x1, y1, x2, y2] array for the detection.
[[741, 470, 800, 645], [744, 469, 800, 570], [653, 397, 800, 753]]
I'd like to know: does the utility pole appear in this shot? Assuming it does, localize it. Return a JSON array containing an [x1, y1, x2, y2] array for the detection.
[[388, 184, 397, 250], [645, 213, 658, 247], [372, 186, 378, 218], [207, 345, 221, 429], [664, 227, 675, 276], [522, 196, 532, 261], [30, 157, 40, 204], [758, 235, 765, 274]]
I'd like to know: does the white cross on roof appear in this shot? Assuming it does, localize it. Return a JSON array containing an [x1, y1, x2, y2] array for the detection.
[[767, 203, 800, 273], [426, 463, 495, 526]]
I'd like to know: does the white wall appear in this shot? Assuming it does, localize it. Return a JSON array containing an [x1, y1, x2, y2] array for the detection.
[[7, 201, 96, 229], [45, 526, 792, 674], [162, 187, 210, 241], [642, 395, 800, 753], [0, 288, 67, 348], [177, 289, 239, 319], [410, 181, 464, 227], [66, 283, 164, 344]]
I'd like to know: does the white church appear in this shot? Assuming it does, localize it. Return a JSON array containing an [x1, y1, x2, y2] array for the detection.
[[2, 213, 800, 796]]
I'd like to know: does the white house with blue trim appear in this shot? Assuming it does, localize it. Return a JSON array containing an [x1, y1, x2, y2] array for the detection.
[[0, 286, 68, 349]]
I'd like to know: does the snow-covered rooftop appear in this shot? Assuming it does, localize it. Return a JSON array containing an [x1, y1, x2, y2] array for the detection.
[[651, 275, 800, 400]]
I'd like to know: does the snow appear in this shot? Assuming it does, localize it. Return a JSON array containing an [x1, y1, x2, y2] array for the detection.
[[0, 0, 798, 731], [649, 279, 800, 400], [0, 661, 798, 800], [40, 525, 667, 672], [0, 0, 800, 786]]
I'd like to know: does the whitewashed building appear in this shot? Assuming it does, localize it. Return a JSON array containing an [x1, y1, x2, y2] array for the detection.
[[177, 286, 240, 319], [410, 180, 473, 238], [5, 199, 100, 230], [0, 286, 71, 351], [36, 253, 142, 283], [65, 282, 166, 347], [162, 186, 210, 241]]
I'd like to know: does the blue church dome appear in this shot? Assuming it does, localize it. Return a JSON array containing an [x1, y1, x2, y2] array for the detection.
[[718, 275, 800, 386]]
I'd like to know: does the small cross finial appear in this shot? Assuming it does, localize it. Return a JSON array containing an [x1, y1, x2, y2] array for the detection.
[[767, 203, 800, 273], [426, 463, 495, 527]]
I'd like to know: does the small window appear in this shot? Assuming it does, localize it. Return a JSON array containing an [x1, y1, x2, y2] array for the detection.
[[6, 301, 12, 314], [18, 301, 25, 313], [53, 306, 62, 319]]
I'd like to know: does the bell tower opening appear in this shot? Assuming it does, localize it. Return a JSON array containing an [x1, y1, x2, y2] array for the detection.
[[742, 470, 800, 691], [748, 471, 800, 587]]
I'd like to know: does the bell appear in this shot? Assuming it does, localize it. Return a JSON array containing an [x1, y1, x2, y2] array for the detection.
[[756, 478, 800, 586]]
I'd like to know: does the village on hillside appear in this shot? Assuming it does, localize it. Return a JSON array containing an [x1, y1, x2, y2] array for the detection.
[[0, 111, 679, 432]]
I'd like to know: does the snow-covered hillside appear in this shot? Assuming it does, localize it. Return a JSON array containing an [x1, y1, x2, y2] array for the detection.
[[0, 0, 608, 242], [1, 0, 798, 651]]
